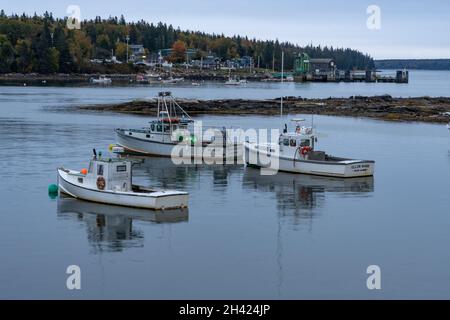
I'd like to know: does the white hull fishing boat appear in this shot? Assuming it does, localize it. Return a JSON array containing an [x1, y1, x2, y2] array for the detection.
[[244, 120, 375, 178], [224, 78, 247, 86], [115, 92, 243, 161], [224, 69, 247, 86], [57, 150, 189, 210], [90, 75, 112, 84], [161, 77, 184, 84]]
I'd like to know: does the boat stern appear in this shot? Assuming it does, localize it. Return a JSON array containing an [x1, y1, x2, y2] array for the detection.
[[151, 191, 189, 210], [342, 160, 375, 177]]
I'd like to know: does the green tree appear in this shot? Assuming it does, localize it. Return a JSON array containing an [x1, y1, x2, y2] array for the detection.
[[115, 42, 129, 61], [15, 39, 32, 73], [48, 47, 60, 73], [32, 20, 53, 73], [54, 26, 73, 73], [68, 30, 92, 69], [0, 34, 15, 72], [96, 34, 110, 50]]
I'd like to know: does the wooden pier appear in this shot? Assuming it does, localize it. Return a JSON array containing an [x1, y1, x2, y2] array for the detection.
[[294, 69, 409, 83]]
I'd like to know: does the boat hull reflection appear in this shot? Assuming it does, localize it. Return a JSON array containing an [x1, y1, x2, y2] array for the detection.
[[57, 196, 189, 252], [243, 168, 374, 192], [57, 195, 189, 223], [243, 168, 374, 220]]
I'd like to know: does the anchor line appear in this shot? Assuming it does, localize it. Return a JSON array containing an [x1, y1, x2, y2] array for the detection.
[[293, 147, 301, 167]]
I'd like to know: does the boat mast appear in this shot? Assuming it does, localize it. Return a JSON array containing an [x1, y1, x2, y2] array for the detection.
[[157, 92, 193, 122], [157, 94, 160, 118], [280, 51, 284, 117]]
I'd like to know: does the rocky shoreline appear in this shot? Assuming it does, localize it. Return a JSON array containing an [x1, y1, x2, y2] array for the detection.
[[76, 95, 450, 124], [0, 69, 265, 84]]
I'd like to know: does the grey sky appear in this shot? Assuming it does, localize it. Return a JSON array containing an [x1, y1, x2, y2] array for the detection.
[[1, 0, 449, 59]]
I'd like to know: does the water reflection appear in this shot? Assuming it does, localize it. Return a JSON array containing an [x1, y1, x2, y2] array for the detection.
[[128, 156, 242, 190], [242, 168, 375, 296], [57, 196, 188, 253], [243, 168, 374, 224]]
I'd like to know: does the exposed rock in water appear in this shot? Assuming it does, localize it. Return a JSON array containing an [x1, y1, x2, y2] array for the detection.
[[75, 96, 450, 124]]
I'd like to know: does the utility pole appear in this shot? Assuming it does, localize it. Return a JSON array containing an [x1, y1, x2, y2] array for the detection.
[[125, 35, 130, 63], [281, 51, 284, 117], [272, 53, 275, 72]]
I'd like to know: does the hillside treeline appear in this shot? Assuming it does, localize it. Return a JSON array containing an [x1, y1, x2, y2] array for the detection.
[[0, 10, 375, 74]]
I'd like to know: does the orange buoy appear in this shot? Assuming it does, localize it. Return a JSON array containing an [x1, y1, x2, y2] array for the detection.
[[80, 168, 88, 175]]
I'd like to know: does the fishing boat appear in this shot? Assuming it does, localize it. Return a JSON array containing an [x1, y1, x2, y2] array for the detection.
[[224, 69, 247, 85], [161, 77, 184, 84], [90, 75, 112, 84], [115, 91, 243, 161], [224, 78, 247, 85], [244, 119, 375, 178], [57, 150, 189, 210]]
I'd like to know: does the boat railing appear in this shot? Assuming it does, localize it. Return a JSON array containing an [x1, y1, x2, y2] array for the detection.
[[118, 128, 149, 134]]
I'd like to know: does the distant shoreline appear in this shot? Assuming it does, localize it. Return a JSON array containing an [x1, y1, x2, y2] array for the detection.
[[0, 70, 265, 84], [375, 59, 450, 71], [1, 68, 448, 87], [74, 95, 450, 124]]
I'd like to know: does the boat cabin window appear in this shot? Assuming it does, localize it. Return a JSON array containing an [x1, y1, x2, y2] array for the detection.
[[290, 139, 297, 147], [116, 165, 127, 172], [156, 124, 162, 132], [283, 138, 290, 146], [300, 139, 311, 147], [97, 164, 104, 176], [88, 161, 93, 173], [164, 125, 170, 132], [151, 124, 155, 131]]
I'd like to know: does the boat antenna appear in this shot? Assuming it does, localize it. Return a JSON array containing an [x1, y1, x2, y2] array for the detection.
[[280, 51, 284, 118]]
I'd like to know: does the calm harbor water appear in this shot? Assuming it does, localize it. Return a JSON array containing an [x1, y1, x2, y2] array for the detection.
[[1, 70, 450, 103], [0, 79, 450, 299]]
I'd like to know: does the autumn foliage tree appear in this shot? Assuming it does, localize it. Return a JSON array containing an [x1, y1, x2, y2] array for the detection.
[[169, 40, 186, 63]]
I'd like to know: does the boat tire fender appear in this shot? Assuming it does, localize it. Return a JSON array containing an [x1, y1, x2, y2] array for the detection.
[[301, 146, 312, 156]]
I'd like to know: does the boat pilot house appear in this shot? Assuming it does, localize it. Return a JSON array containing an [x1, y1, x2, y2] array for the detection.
[[88, 157, 132, 192], [280, 125, 326, 161]]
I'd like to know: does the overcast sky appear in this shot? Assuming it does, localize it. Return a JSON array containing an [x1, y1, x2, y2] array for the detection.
[[2, 0, 450, 59]]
